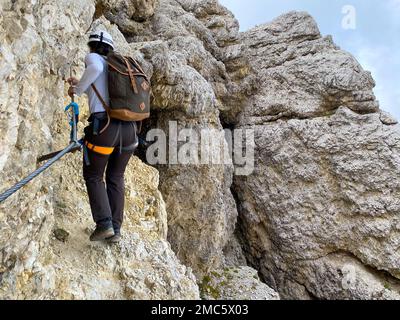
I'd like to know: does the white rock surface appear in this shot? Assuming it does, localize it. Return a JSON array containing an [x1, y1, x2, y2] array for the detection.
[[116, 0, 243, 275], [2, 1, 400, 301], [0, 0, 198, 300]]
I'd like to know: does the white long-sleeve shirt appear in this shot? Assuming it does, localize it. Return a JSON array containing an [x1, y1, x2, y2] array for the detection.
[[75, 53, 109, 114]]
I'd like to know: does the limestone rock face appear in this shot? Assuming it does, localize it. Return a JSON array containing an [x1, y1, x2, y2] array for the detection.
[[104, 0, 245, 275], [237, 11, 378, 126], [97, 0, 156, 39], [0, 0, 198, 300], [234, 12, 400, 299], [94, 0, 255, 280], [2, 0, 399, 301]]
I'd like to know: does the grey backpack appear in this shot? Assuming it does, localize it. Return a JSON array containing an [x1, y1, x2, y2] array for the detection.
[[91, 52, 151, 129]]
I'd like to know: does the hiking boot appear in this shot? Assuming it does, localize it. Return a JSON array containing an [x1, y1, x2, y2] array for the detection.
[[89, 226, 114, 241], [106, 232, 121, 243]]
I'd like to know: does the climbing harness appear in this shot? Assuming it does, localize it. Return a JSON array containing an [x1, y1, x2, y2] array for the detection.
[[0, 97, 83, 203], [85, 119, 139, 156]]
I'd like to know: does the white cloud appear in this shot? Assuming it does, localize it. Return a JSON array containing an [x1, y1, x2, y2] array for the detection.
[[388, 0, 400, 10]]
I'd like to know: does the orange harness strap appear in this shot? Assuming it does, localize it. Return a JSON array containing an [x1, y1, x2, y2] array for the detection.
[[85, 141, 114, 155]]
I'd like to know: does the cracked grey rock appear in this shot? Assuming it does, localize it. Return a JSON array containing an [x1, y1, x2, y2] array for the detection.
[[2, 0, 400, 301], [0, 0, 198, 300], [234, 11, 400, 300], [237, 11, 378, 127]]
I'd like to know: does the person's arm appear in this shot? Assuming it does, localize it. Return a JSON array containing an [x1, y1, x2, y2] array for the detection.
[[69, 53, 104, 97]]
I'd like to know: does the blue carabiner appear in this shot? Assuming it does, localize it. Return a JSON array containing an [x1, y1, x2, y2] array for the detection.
[[65, 102, 80, 126], [65, 101, 80, 116]]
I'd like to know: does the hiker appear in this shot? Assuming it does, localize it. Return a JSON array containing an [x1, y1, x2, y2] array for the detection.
[[67, 30, 139, 243]]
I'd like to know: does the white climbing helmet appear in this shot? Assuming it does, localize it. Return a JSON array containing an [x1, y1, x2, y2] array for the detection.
[[88, 30, 114, 49]]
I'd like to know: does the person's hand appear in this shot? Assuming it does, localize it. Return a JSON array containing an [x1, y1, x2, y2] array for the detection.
[[68, 86, 76, 98], [67, 77, 79, 86]]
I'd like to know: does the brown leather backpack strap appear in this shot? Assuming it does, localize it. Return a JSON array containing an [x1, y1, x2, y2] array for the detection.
[[91, 84, 109, 110], [91, 84, 110, 134], [128, 57, 149, 81], [123, 56, 139, 94]]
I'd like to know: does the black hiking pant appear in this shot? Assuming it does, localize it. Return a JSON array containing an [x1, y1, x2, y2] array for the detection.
[[83, 112, 138, 232]]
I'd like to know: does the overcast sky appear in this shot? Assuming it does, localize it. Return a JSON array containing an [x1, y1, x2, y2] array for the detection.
[[219, 0, 400, 120]]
